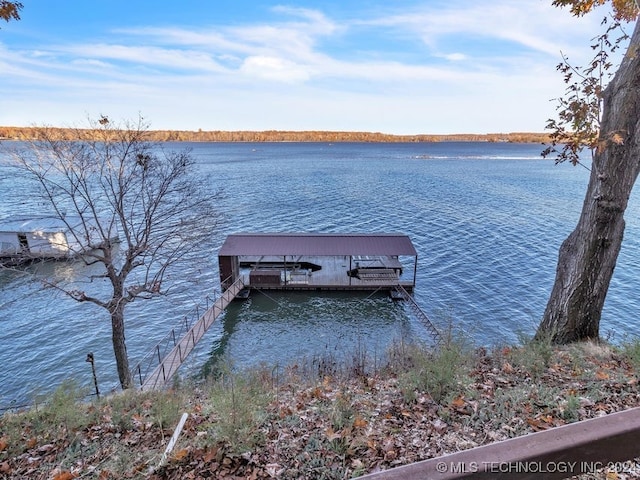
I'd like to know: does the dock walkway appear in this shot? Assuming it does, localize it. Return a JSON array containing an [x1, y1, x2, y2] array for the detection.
[[139, 276, 245, 390]]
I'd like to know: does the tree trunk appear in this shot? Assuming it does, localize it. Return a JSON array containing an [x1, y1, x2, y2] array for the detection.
[[536, 21, 640, 343], [111, 302, 132, 389]]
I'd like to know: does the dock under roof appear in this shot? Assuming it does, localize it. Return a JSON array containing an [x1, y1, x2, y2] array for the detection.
[[218, 233, 418, 292]]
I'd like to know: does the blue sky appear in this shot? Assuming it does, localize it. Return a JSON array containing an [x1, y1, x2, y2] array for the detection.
[[0, 1, 618, 134]]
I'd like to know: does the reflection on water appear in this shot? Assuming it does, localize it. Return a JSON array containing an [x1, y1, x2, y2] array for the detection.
[[1, 141, 639, 407], [201, 290, 417, 378]]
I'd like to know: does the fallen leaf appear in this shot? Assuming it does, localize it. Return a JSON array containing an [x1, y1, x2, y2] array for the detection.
[[204, 446, 219, 463], [172, 448, 189, 461], [431, 418, 448, 434], [596, 370, 610, 380], [384, 449, 397, 460], [0, 437, 7, 452], [53, 472, 77, 480], [526, 416, 553, 431], [325, 428, 342, 442], [265, 463, 283, 478], [353, 416, 368, 428]]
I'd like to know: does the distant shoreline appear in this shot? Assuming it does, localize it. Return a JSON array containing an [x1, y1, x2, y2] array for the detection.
[[0, 127, 550, 144]]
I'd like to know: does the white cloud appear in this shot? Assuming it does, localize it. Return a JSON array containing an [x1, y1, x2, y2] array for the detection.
[[439, 53, 467, 62], [0, 1, 624, 133], [240, 55, 311, 82], [364, 0, 605, 60], [65, 43, 227, 73]]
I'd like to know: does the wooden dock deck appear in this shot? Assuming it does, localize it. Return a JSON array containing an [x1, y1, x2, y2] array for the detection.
[[239, 255, 413, 291], [139, 277, 245, 390]]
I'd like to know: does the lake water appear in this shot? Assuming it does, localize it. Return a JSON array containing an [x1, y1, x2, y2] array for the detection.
[[1, 141, 639, 407]]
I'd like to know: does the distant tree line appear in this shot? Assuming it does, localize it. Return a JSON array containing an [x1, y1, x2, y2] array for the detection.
[[0, 126, 550, 143]]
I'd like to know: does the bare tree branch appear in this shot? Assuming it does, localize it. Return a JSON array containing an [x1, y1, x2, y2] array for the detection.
[[6, 115, 222, 388]]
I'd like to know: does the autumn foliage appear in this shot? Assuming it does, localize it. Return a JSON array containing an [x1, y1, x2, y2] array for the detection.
[[0, 126, 550, 144], [2, 340, 640, 479], [552, 0, 639, 20]]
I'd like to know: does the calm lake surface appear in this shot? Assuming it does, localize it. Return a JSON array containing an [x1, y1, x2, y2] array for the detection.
[[1, 141, 639, 406]]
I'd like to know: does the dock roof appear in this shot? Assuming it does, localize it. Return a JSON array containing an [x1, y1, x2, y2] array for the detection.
[[218, 233, 417, 257], [0, 216, 80, 233]]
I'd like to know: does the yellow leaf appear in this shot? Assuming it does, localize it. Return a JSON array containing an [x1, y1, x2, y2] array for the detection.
[[610, 132, 624, 145]]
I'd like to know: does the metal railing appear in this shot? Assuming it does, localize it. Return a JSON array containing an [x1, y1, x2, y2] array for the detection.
[[393, 284, 442, 347], [130, 276, 243, 388]]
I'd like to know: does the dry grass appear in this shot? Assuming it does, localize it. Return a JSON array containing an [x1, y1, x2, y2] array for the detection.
[[2, 338, 640, 479]]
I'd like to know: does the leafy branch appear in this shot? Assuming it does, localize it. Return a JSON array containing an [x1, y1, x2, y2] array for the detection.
[[543, 18, 629, 167]]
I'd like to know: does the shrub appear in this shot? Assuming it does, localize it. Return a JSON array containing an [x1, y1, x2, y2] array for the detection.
[[393, 339, 471, 403], [204, 366, 274, 452]]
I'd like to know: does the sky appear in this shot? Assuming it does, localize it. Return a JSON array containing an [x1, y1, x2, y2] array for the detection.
[[0, 0, 623, 134]]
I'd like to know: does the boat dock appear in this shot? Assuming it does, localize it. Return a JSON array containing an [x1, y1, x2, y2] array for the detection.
[[133, 233, 440, 390], [219, 233, 418, 293]]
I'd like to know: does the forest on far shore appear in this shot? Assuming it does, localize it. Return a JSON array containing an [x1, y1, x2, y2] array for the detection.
[[0, 126, 550, 143]]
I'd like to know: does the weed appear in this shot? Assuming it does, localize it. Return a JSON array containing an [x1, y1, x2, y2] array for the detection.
[[150, 391, 183, 431], [620, 337, 640, 376], [561, 394, 581, 422], [0, 380, 94, 457], [509, 331, 554, 379], [329, 390, 355, 431], [293, 433, 350, 480], [205, 366, 273, 453], [393, 339, 471, 403]]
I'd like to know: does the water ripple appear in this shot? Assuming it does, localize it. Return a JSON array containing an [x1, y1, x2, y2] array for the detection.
[[1, 142, 638, 405]]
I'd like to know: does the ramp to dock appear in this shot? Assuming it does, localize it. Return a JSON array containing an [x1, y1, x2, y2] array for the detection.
[[140, 277, 245, 390], [393, 285, 442, 347]]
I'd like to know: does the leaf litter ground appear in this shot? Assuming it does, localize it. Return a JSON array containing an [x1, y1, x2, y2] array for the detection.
[[2, 340, 640, 479]]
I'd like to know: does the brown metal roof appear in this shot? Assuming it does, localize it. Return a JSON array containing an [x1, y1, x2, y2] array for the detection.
[[218, 233, 417, 257]]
